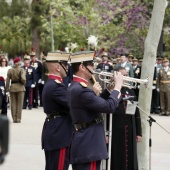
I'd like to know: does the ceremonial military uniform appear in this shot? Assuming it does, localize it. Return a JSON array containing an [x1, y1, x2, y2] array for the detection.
[[96, 52, 113, 72], [132, 58, 141, 99], [0, 76, 7, 115], [157, 58, 170, 115], [6, 57, 26, 123], [151, 58, 162, 113], [68, 51, 122, 170], [30, 53, 42, 108], [41, 61, 48, 83], [22, 55, 36, 110], [151, 67, 160, 113], [39, 56, 48, 106], [41, 52, 73, 170]]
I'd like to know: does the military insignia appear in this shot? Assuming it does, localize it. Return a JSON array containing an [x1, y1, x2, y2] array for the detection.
[[32, 63, 38, 69], [80, 82, 87, 87], [55, 80, 61, 84], [105, 65, 109, 70], [135, 68, 140, 74]]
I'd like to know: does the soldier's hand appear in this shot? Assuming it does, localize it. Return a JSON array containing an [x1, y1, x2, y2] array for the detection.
[[114, 71, 123, 91], [106, 136, 109, 144], [93, 82, 102, 96], [136, 136, 142, 142]]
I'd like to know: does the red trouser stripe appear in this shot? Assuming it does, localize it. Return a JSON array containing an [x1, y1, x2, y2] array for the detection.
[[58, 148, 66, 170], [90, 161, 96, 170]]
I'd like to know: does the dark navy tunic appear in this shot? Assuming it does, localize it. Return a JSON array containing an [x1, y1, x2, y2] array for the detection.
[[96, 62, 113, 72], [68, 76, 122, 164], [42, 74, 73, 151], [22, 65, 36, 87], [30, 60, 42, 82]]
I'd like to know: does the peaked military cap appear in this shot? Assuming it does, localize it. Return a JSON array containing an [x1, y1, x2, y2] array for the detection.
[[128, 54, 133, 58], [163, 57, 169, 62], [30, 51, 36, 56], [71, 51, 95, 64], [46, 52, 70, 62], [24, 55, 30, 60], [132, 58, 138, 62], [101, 52, 108, 57], [157, 57, 163, 60], [42, 55, 47, 60]]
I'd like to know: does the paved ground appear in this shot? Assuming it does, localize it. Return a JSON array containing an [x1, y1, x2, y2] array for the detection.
[[0, 107, 170, 170]]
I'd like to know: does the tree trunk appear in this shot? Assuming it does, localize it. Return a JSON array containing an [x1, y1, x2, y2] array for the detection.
[[32, 28, 41, 58], [137, 0, 167, 170]]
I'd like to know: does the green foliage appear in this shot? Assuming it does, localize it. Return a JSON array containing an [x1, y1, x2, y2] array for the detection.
[[0, 0, 169, 58]]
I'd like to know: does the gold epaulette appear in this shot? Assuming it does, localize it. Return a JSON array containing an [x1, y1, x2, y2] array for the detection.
[[80, 82, 87, 88], [55, 80, 61, 84]]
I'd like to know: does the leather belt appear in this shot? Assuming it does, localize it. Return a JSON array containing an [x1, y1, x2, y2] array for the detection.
[[11, 81, 21, 84], [160, 80, 170, 84], [74, 115, 104, 131], [45, 112, 68, 121]]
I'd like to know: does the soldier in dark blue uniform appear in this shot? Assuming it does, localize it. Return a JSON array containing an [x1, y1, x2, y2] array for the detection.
[[0, 76, 7, 115], [22, 55, 36, 110], [132, 58, 141, 99], [30, 50, 42, 108], [96, 52, 113, 72], [41, 52, 73, 170], [68, 51, 123, 170], [39, 55, 48, 107]]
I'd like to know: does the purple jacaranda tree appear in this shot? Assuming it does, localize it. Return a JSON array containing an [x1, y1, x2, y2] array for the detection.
[[95, 0, 150, 57]]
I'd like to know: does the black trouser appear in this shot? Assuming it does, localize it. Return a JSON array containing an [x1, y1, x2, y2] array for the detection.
[[23, 87, 33, 109], [151, 89, 160, 113], [32, 83, 39, 107], [72, 161, 101, 170], [0, 93, 7, 115], [38, 83, 44, 106]]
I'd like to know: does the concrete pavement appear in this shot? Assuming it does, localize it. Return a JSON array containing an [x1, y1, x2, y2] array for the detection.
[[1, 107, 170, 170]]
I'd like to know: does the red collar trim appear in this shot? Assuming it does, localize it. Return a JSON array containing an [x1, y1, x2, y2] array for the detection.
[[48, 74, 63, 82], [73, 76, 88, 85]]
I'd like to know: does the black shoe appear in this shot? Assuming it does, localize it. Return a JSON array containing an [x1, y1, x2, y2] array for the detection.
[[160, 111, 165, 116], [39, 104, 43, 107], [28, 107, 32, 110], [22, 107, 26, 109], [33, 106, 38, 109]]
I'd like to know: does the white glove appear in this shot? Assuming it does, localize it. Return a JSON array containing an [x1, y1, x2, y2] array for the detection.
[[6, 92, 9, 95], [38, 79, 41, 83], [31, 84, 35, 88], [152, 86, 156, 90], [157, 88, 160, 92], [41, 80, 45, 85]]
